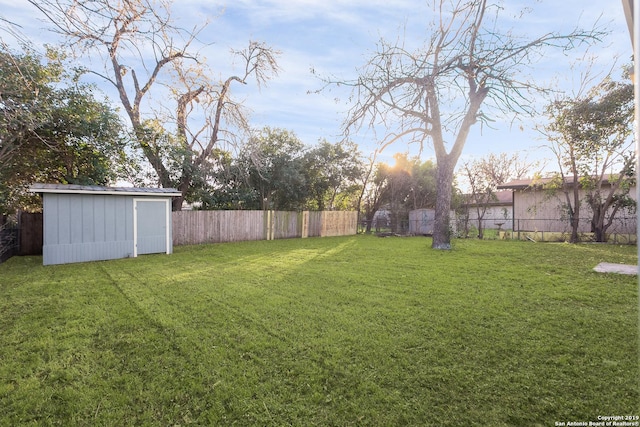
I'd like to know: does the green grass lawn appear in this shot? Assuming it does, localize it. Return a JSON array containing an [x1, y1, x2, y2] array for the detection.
[[0, 236, 637, 426]]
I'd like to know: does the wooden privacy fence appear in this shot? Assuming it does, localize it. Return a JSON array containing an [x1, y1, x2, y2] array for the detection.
[[172, 210, 358, 246]]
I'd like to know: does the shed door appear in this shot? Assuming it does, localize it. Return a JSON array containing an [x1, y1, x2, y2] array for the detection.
[[134, 199, 169, 256]]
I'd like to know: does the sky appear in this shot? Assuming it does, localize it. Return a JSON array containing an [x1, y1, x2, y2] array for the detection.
[[0, 0, 634, 174]]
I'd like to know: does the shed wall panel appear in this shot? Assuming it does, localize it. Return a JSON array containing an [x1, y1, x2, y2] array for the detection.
[[409, 209, 435, 235], [104, 197, 116, 242], [82, 196, 94, 243], [58, 196, 71, 244], [42, 196, 56, 246], [115, 197, 128, 241], [70, 195, 83, 244], [42, 193, 138, 265], [93, 196, 106, 243]]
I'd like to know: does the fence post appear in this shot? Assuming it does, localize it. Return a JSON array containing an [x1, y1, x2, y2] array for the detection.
[[263, 210, 274, 241], [299, 211, 309, 238]]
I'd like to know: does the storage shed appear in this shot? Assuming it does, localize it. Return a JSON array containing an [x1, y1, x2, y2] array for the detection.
[[30, 183, 182, 265]]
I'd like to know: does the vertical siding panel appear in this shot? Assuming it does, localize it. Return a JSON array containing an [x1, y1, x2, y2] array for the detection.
[[94, 196, 106, 243], [69, 195, 83, 244], [124, 198, 133, 245], [42, 195, 57, 265], [113, 197, 123, 241], [58, 195, 72, 244], [43, 194, 57, 246], [104, 197, 116, 242], [82, 195, 95, 243]]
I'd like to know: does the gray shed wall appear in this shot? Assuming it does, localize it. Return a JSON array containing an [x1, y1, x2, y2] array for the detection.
[[409, 209, 435, 235], [43, 193, 134, 265], [408, 209, 457, 235]]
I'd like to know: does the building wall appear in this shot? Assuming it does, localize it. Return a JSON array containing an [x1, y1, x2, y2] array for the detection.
[[465, 204, 512, 228], [43, 193, 134, 265], [512, 186, 637, 234]]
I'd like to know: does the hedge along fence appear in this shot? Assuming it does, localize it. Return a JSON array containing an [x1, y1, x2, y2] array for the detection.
[[172, 210, 358, 246]]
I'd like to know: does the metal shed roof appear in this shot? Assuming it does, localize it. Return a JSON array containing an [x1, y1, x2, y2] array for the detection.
[[30, 183, 182, 197]]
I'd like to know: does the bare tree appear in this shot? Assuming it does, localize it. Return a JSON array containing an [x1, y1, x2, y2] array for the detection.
[[30, 0, 279, 210], [332, 0, 601, 249]]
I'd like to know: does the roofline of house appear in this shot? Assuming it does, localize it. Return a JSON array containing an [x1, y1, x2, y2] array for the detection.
[[462, 200, 512, 207], [496, 183, 531, 190], [497, 174, 635, 190]]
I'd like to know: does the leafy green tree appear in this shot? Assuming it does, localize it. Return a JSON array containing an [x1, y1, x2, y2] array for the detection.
[[385, 154, 414, 232], [408, 159, 437, 210], [237, 127, 307, 210], [543, 73, 635, 242], [0, 45, 131, 215], [303, 140, 364, 211], [360, 154, 439, 233], [360, 163, 391, 233], [189, 149, 258, 210]]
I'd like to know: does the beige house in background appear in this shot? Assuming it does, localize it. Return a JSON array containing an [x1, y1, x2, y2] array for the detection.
[[459, 190, 513, 230], [498, 177, 637, 241]]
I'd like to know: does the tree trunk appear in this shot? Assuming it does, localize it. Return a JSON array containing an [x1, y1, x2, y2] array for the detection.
[[172, 194, 184, 212], [432, 157, 455, 249], [569, 181, 581, 243], [475, 206, 485, 239], [172, 176, 191, 211], [365, 209, 376, 233], [591, 205, 606, 242]]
